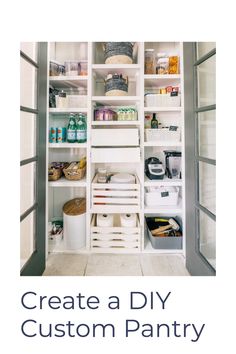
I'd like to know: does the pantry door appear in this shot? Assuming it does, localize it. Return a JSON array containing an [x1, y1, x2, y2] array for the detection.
[[20, 42, 48, 276], [184, 42, 216, 276]]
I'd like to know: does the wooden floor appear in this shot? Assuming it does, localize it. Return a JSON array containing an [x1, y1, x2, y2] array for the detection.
[[43, 253, 190, 276]]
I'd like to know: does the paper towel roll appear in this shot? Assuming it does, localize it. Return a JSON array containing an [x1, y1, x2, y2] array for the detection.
[[120, 213, 137, 234], [97, 214, 114, 228]]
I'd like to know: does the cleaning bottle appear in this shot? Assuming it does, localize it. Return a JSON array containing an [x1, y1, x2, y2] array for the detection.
[[76, 113, 87, 143], [67, 114, 77, 143]]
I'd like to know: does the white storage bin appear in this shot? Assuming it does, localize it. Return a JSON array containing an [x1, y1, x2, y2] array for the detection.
[[91, 147, 140, 163], [145, 128, 181, 143], [91, 128, 139, 146], [145, 93, 181, 107], [91, 214, 140, 253], [91, 173, 140, 213], [145, 186, 180, 206], [67, 95, 87, 108]]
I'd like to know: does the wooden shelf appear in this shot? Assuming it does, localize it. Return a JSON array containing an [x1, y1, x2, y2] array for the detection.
[[48, 177, 87, 187], [144, 74, 181, 87], [91, 120, 140, 126], [144, 141, 182, 147], [144, 176, 182, 187], [144, 107, 182, 112], [144, 199, 183, 214], [49, 76, 88, 89], [92, 64, 140, 77], [49, 143, 87, 148], [49, 108, 88, 114], [92, 96, 140, 106]]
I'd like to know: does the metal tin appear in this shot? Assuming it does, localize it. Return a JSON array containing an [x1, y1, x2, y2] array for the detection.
[[50, 127, 57, 143], [57, 127, 66, 143]]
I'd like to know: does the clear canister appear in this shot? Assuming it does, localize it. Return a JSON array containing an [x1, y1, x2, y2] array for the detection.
[[145, 49, 155, 74]]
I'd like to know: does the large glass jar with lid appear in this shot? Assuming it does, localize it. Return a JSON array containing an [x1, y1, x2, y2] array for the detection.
[[145, 49, 155, 74]]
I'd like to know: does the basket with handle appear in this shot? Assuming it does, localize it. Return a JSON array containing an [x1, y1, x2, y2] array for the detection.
[[63, 161, 86, 181]]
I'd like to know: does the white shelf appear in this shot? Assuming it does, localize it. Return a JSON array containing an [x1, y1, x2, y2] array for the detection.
[[144, 107, 182, 112], [49, 76, 88, 89], [144, 199, 183, 214], [92, 96, 140, 106], [91, 120, 140, 126], [49, 108, 88, 114], [144, 74, 181, 87], [144, 141, 182, 147], [144, 175, 182, 187], [92, 64, 140, 77], [49, 143, 87, 148], [48, 177, 87, 187]]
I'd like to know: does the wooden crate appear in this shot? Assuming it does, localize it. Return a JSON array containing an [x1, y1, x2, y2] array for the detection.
[[91, 214, 141, 253], [91, 173, 141, 213]]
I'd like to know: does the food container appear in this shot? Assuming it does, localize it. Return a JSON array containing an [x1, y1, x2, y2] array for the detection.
[[80, 60, 88, 75], [156, 53, 169, 74], [94, 108, 117, 121], [63, 161, 86, 181], [65, 61, 81, 76], [104, 42, 133, 64], [49, 61, 59, 76], [56, 127, 67, 143], [169, 56, 179, 74], [145, 186, 180, 206], [105, 73, 128, 96], [58, 64, 65, 76], [49, 127, 57, 143], [145, 49, 155, 74], [56, 90, 68, 108], [117, 108, 137, 121], [48, 162, 69, 181], [97, 168, 107, 183], [145, 93, 181, 107], [63, 198, 86, 250]]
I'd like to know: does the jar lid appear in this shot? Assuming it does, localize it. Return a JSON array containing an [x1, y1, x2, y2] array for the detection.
[[156, 52, 167, 58], [63, 198, 86, 216], [98, 168, 107, 174], [145, 49, 154, 52]]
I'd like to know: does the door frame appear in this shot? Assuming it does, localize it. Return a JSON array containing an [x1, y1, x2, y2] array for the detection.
[[20, 42, 47, 276], [183, 42, 216, 276]]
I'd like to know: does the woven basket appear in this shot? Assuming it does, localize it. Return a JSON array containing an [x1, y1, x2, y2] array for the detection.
[[48, 168, 62, 181], [63, 163, 86, 181]]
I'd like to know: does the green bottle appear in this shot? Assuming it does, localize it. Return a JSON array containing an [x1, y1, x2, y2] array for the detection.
[[67, 114, 77, 143], [76, 113, 87, 143], [151, 113, 159, 129]]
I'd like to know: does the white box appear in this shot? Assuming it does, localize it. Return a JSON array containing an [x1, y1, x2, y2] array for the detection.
[[91, 128, 139, 146], [67, 95, 87, 108], [145, 93, 181, 107], [91, 147, 140, 163], [145, 128, 181, 143], [145, 186, 179, 206]]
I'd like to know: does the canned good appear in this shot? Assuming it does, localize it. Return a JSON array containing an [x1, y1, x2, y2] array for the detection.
[[50, 127, 57, 143], [160, 88, 167, 94], [57, 127, 67, 142]]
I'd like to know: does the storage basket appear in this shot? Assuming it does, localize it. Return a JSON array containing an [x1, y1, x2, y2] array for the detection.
[[63, 162, 86, 180], [145, 128, 181, 143], [145, 216, 182, 250], [104, 42, 133, 64], [145, 93, 181, 107], [48, 162, 69, 181], [145, 186, 180, 206]]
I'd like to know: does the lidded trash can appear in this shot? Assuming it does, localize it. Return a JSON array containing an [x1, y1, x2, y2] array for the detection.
[[63, 198, 86, 250]]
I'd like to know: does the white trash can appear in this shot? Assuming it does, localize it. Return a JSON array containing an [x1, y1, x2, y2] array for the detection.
[[63, 198, 86, 250]]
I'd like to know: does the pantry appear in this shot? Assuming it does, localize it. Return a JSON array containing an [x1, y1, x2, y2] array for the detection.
[[47, 42, 185, 256], [20, 41, 216, 276]]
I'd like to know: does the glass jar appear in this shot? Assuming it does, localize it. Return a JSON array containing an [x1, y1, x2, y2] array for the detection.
[[156, 53, 169, 74], [145, 49, 155, 74], [97, 168, 107, 183]]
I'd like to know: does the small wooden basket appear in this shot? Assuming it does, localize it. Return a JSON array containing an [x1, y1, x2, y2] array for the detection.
[[63, 162, 86, 181], [48, 162, 68, 181]]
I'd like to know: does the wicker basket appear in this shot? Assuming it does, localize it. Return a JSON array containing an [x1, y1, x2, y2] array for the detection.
[[63, 162, 86, 181], [48, 162, 69, 181]]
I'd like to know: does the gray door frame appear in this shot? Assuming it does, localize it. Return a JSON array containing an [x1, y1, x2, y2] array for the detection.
[[20, 42, 48, 276], [184, 42, 216, 276]]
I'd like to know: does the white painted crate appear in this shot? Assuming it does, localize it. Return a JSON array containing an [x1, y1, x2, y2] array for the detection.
[[91, 147, 140, 163], [91, 128, 139, 146], [90, 214, 141, 253], [91, 173, 141, 213]]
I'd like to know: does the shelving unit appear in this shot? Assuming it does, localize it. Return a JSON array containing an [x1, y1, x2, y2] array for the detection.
[[46, 41, 185, 257]]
